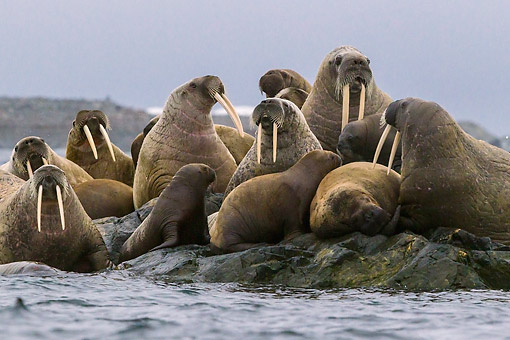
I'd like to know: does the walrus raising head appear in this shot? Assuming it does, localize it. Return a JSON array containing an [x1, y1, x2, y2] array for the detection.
[[9, 136, 51, 180], [259, 69, 312, 98]]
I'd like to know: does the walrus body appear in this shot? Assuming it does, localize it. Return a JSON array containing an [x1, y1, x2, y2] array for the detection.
[[214, 124, 255, 164], [0, 165, 110, 272], [337, 113, 402, 172], [275, 87, 309, 109], [133, 75, 243, 208], [310, 162, 401, 239], [74, 179, 134, 219], [225, 98, 322, 196], [211, 150, 342, 253], [259, 69, 312, 98], [0, 136, 92, 187], [0, 261, 59, 275], [302, 46, 392, 152], [131, 115, 160, 168], [0, 169, 25, 201], [119, 164, 216, 262], [380, 98, 510, 244], [66, 110, 135, 186]]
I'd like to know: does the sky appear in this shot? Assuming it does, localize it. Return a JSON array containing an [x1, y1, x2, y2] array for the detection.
[[1, 0, 509, 134]]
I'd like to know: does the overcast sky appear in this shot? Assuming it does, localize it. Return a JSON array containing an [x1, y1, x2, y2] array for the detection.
[[1, 0, 509, 134]]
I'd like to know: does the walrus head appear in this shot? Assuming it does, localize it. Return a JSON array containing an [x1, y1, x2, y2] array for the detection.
[[170, 75, 244, 137], [252, 98, 304, 164], [68, 110, 116, 162], [10, 136, 51, 180], [336, 120, 368, 164], [258, 69, 295, 97]]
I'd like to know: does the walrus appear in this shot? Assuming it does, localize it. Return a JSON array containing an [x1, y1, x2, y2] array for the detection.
[[0, 165, 111, 272], [275, 87, 309, 109], [259, 69, 312, 98], [131, 115, 160, 168], [224, 98, 322, 196], [66, 110, 135, 186], [301, 45, 392, 152], [310, 162, 401, 239], [0, 136, 93, 187], [336, 113, 402, 172], [373, 97, 510, 245], [133, 75, 244, 209], [210, 150, 342, 253], [0, 169, 25, 201], [119, 164, 216, 262], [74, 179, 134, 219], [0, 261, 59, 275]]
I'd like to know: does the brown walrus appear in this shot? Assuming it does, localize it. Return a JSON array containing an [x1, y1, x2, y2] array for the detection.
[[0, 165, 111, 272], [275, 87, 309, 109], [66, 110, 135, 186], [310, 162, 401, 239], [373, 97, 510, 245], [131, 115, 160, 168], [224, 98, 322, 196], [0, 136, 93, 187], [259, 69, 312, 98], [74, 179, 134, 219], [133, 75, 244, 208], [302, 45, 392, 152], [210, 150, 342, 253], [119, 164, 216, 262], [0, 169, 25, 201]]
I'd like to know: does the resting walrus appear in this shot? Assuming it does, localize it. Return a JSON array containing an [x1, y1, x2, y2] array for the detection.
[[373, 97, 510, 245], [211, 150, 342, 253], [302, 45, 392, 152], [0, 165, 110, 272], [133, 75, 244, 208], [259, 69, 312, 98]]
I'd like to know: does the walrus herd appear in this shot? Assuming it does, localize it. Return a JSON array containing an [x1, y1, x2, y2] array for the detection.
[[0, 44, 509, 274]]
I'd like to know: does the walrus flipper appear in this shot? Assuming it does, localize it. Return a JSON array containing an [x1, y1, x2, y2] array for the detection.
[[380, 205, 401, 236]]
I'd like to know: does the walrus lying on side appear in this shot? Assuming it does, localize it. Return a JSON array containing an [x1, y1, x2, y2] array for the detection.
[[211, 150, 342, 253], [0, 136, 92, 187], [302, 46, 392, 152], [373, 97, 510, 245], [310, 162, 401, 239], [66, 110, 135, 186], [0, 165, 110, 272]]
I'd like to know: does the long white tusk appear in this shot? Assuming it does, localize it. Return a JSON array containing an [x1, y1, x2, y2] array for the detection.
[[56, 185, 65, 231], [37, 185, 43, 232], [358, 83, 366, 120], [27, 160, 33, 179], [213, 92, 245, 137], [99, 124, 116, 162], [273, 123, 277, 163], [373, 124, 392, 169], [42, 157, 48, 165], [387, 131, 401, 175], [256, 123, 262, 164], [342, 84, 349, 131], [83, 125, 98, 160]]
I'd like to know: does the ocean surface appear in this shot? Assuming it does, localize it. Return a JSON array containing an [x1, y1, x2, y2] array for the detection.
[[1, 271, 510, 340]]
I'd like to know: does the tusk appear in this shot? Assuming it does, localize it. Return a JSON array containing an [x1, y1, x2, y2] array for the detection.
[[99, 124, 116, 162], [387, 131, 401, 175], [372, 124, 392, 169], [273, 123, 277, 163], [37, 185, 43, 232], [56, 185, 65, 231], [83, 125, 98, 160], [42, 157, 48, 165], [256, 123, 262, 164], [213, 92, 245, 138], [358, 83, 366, 120], [342, 84, 349, 131], [26, 160, 33, 179]]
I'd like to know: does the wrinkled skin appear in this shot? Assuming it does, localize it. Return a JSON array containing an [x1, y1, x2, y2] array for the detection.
[[0, 169, 25, 201], [211, 150, 342, 253], [120, 164, 216, 262], [259, 69, 312, 98], [302, 46, 392, 152], [386, 97, 510, 245], [337, 113, 402, 172], [66, 110, 135, 186], [225, 98, 322, 197], [310, 162, 401, 238], [0, 165, 110, 272], [133, 75, 238, 208], [0, 136, 92, 188]]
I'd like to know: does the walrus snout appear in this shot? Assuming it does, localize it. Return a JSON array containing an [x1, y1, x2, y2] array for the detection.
[[358, 205, 390, 236], [259, 71, 285, 97]]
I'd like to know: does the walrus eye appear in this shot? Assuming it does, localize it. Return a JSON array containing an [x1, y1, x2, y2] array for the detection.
[[190, 82, 197, 89], [347, 135, 354, 142], [366, 58, 370, 65], [335, 56, 343, 66], [14, 146, 18, 152]]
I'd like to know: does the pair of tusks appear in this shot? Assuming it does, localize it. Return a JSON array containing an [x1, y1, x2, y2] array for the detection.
[[26, 157, 48, 179], [83, 124, 116, 162], [372, 124, 401, 175], [256, 122, 278, 164], [37, 183, 65, 232], [341, 83, 366, 131], [210, 91, 245, 138]]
